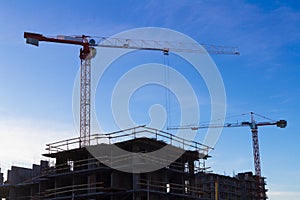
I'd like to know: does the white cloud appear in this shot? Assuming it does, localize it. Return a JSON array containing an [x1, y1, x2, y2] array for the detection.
[[268, 191, 300, 200], [0, 117, 75, 179]]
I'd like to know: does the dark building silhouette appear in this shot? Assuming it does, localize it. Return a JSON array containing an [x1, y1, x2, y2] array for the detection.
[[0, 126, 267, 199]]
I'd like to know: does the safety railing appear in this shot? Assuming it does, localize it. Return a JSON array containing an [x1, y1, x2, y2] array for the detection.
[[45, 126, 213, 155]]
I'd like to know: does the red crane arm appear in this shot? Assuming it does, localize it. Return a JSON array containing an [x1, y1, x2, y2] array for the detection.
[[24, 32, 240, 55], [23, 32, 169, 54], [24, 32, 91, 59], [24, 32, 86, 46]]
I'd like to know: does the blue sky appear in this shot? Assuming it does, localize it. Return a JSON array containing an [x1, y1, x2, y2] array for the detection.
[[0, 0, 299, 199]]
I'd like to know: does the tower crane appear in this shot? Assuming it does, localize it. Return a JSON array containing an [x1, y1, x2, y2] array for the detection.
[[24, 31, 239, 147], [168, 112, 287, 200], [168, 112, 287, 177]]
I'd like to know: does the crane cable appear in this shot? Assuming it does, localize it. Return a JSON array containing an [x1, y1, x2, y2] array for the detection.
[[198, 112, 275, 126], [252, 112, 275, 122], [196, 113, 248, 125], [164, 53, 171, 127]]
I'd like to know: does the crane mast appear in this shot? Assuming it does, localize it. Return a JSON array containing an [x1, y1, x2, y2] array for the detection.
[[79, 38, 93, 147], [24, 32, 239, 147], [250, 112, 261, 177], [80, 59, 91, 147]]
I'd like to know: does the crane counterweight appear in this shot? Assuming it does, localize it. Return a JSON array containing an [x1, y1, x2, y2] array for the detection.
[[277, 120, 287, 128]]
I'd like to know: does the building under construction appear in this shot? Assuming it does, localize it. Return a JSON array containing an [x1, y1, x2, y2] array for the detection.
[[0, 126, 267, 199]]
